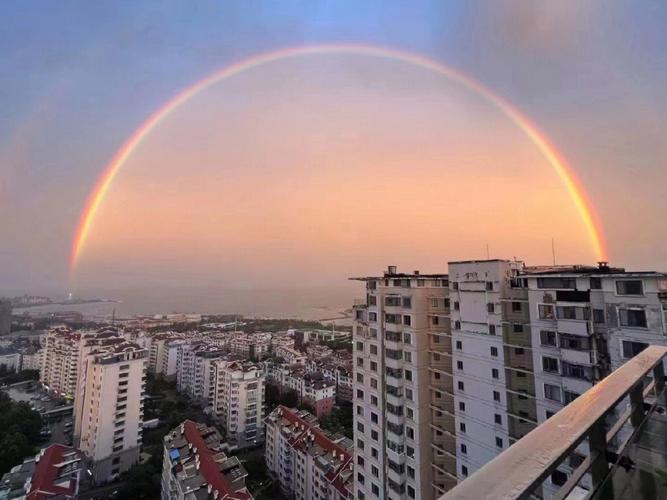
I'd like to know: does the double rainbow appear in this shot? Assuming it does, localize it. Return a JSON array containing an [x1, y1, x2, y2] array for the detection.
[[69, 43, 607, 270]]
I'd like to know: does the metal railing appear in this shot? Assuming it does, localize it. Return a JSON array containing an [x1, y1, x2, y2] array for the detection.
[[442, 345, 667, 500]]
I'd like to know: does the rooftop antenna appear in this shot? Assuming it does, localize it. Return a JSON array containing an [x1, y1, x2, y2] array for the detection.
[[486, 243, 490, 259], [551, 238, 557, 266]]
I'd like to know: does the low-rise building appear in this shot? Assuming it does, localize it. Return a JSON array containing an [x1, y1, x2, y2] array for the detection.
[[0, 444, 83, 500], [265, 406, 353, 500], [275, 345, 307, 365], [161, 420, 252, 500]]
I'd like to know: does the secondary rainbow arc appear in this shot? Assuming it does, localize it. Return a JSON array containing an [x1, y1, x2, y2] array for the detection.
[[69, 43, 607, 271]]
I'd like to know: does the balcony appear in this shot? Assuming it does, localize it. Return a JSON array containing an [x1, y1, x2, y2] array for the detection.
[[442, 345, 667, 500]]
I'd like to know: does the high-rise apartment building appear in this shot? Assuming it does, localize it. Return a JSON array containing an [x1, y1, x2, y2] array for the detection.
[[40, 327, 82, 400], [213, 360, 265, 450], [448, 260, 537, 484], [75, 340, 147, 483], [352, 261, 667, 499], [352, 267, 453, 500]]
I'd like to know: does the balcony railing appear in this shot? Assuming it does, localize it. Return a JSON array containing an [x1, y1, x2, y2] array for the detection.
[[442, 345, 667, 500]]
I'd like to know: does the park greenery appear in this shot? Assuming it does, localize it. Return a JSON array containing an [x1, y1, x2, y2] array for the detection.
[[0, 391, 43, 474]]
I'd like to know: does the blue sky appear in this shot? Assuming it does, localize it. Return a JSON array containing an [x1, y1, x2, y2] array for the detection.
[[1, 0, 666, 291]]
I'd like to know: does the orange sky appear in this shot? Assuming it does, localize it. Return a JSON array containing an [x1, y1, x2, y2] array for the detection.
[[73, 54, 595, 288]]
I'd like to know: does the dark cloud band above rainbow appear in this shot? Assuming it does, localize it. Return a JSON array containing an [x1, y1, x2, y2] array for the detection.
[[69, 43, 607, 271]]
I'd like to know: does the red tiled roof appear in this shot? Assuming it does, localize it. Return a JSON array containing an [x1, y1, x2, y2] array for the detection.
[[182, 421, 252, 500], [277, 407, 353, 497], [27, 444, 80, 500]]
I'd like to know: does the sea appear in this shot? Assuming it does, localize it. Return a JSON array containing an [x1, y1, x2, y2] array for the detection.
[[13, 285, 361, 326]]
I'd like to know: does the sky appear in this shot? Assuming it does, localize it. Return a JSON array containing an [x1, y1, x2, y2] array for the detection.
[[1, 1, 666, 302]]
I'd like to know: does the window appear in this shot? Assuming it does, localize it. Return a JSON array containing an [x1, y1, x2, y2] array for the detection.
[[512, 301, 522, 312], [457, 361, 463, 370], [454, 301, 460, 310], [357, 422, 365, 433], [454, 320, 461, 330], [557, 306, 590, 321], [460, 422, 466, 432], [406, 427, 415, 440], [432, 315, 440, 326], [544, 383, 562, 402], [487, 303, 495, 313], [619, 308, 647, 328], [546, 410, 555, 419], [489, 324, 496, 335], [404, 351, 412, 363], [369, 312, 377, 322], [403, 332, 412, 344], [461, 465, 468, 477], [512, 323, 524, 333], [538, 304, 555, 320], [404, 369, 413, 382], [371, 430, 378, 441], [458, 381, 465, 391], [356, 342, 364, 352], [490, 346, 498, 357], [486, 281, 493, 291], [371, 447, 378, 459], [356, 373, 363, 383], [356, 406, 364, 416], [493, 390, 501, 402], [495, 437, 503, 448], [405, 388, 413, 400], [551, 469, 568, 487], [593, 309, 605, 324], [371, 395, 378, 406], [357, 472, 365, 484], [403, 315, 412, 326], [370, 344, 377, 355], [622, 340, 649, 359], [542, 356, 559, 373], [371, 465, 379, 477], [406, 407, 414, 419], [460, 443, 467, 454], [371, 412, 378, 424], [456, 340, 462, 350], [407, 465, 415, 479], [357, 357, 364, 368], [453, 282, 459, 290], [616, 280, 643, 296], [370, 378, 378, 389], [494, 414, 502, 425], [540, 330, 557, 346], [515, 347, 525, 355], [491, 368, 499, 379], [564, 390, 580, 404], [590, 277, 602, 289], [459, 401, 466, 412], [372, 483, 380, 496], [370, 361, 378, 372], [357, 389, 364, 399], [402, 296, 412, 308], [537, 277, 575, 289]]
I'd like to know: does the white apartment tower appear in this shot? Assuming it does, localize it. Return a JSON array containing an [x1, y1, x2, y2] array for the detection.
[[76, 341, 147, 483], [213, 360, 265, 450], [352, 267, 454, 500]]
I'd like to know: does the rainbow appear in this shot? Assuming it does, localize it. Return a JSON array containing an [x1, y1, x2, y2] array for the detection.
[[69, 43, 607, 270]]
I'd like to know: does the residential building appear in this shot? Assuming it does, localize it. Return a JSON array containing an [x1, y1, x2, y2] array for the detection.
[[275, 345, 307, 365], [213, 361, 265, 450], [21, 349, 42, 371], [230, 332, 272, 360], [265, 406, 353, 500], [161, 420, 251, 500], [0, 350, 21, 371], [351, 266, 453, 500], [75, 340, 147, 483], [0, 444, 83, 500], [40, 327, 82, 400], [448, 260, 536, 487]]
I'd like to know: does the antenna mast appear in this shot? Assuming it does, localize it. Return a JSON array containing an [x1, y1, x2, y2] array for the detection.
[[551, 238, 557, 266]]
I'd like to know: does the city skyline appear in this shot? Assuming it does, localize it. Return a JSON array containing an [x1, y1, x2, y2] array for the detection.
[[2, 1, 667, 297]]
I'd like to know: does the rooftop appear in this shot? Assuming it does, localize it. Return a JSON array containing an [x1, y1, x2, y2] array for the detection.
[[26, 444, 83, 500]]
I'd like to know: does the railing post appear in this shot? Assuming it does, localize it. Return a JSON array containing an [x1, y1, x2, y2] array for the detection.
[[653, 361, 665, 405], [589, 416, 609, 489], [629, 383, 645, 427]]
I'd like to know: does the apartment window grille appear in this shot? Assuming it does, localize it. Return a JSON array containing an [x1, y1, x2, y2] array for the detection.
[[616, 280, 643, 296], [542, 356, 559, 373], [544, 383, 561, 402], [490, 346, 498, 357], [618, 308, 648, 328], [458, 381, 464, 391], [456, 340, 462, 350], [540, 330, 557, 346], [492, 368, 499, 379], [493, 390, 501, 402], [489, 324, 496, 335], [457, 361, 463, 370]]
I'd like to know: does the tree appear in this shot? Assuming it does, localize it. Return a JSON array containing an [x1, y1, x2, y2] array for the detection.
[[117, 463, 160, 499]]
